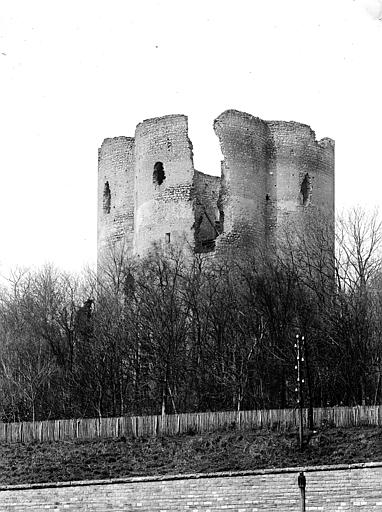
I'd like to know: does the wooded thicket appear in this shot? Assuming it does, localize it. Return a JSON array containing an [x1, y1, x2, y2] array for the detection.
[[0, 209, 381, 422]]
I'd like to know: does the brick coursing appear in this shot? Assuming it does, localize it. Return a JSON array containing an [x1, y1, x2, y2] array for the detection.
[[1, 464, 380, 511]]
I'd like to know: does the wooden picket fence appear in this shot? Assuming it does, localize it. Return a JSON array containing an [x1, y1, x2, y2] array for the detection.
[[0, 405, 380, 444]]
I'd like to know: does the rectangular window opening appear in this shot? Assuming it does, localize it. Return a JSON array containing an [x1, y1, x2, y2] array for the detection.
[[165, 233, 171, 244]]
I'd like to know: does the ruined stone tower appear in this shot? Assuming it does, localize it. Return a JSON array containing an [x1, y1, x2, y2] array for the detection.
[[98, 110, 334, 265]]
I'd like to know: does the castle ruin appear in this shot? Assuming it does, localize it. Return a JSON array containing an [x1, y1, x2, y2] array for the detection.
[[97, 110, 334, 264]]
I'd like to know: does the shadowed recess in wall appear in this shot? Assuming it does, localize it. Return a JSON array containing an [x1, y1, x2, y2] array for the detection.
[[300, 173, 312, 206], [153, 162, 166, 186], [103, 181, 111, 214]]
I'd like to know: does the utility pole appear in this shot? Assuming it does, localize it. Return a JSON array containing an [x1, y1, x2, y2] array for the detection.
[[295, 333, 305, 451]]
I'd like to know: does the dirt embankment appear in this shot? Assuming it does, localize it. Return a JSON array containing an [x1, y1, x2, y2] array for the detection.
[[0, 426, 381, 485]]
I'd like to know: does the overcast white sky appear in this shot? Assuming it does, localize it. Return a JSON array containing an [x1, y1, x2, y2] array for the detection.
[[1, 0, 381, 273]]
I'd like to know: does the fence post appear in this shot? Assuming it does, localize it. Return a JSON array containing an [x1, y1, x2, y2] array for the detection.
[[298, 471, 306, 512]]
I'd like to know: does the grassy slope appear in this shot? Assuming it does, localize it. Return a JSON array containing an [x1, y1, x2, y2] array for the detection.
[[0, 426, 381, 485]]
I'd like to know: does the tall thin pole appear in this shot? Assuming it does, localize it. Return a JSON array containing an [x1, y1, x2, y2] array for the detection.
[[295, 334, 304, 451]]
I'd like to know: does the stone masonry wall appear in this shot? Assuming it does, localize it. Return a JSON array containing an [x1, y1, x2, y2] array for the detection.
[[133, 115, 196, 256], [97, 110, 334, 263], [213, 110, 271, 255], [1, 464, 381, 511], [267, 121, 335, 248], [97, 136, 135, 264]]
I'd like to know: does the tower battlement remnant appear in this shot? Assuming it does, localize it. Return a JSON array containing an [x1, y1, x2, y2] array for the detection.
[[98, 110, 334, 264]]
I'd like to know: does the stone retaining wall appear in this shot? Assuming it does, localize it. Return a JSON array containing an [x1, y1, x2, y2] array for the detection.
[[1, 463, 381, 511]]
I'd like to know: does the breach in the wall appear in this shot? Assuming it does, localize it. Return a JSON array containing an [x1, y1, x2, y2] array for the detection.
[[97, 110, 334, 265]]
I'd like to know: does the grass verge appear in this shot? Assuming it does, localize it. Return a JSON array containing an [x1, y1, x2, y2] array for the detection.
[[0, 426, 381, 485]]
